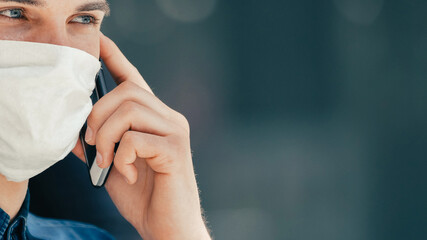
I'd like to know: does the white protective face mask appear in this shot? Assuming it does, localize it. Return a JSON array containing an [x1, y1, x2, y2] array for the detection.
[[0, 40, 101, 182]]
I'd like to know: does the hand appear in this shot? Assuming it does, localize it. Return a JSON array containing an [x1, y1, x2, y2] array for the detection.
[[72, 33, 211, 240]]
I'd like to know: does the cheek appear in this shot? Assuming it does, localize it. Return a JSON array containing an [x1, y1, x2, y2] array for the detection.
[[0, 24, 31, 41], [70, 31, 101, 58], [0, 24, 101, 59]]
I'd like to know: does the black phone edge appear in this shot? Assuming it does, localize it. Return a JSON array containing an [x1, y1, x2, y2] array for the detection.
[[80, 67, 113, 188]]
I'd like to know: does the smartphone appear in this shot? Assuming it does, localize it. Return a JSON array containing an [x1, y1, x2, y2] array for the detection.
[[79, 67, 115, 188]]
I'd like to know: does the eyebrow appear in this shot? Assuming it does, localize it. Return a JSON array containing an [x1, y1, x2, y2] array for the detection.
[[0, 0, 46, 6], [77, 1, 110, 16], [0, 0, 111, 16]]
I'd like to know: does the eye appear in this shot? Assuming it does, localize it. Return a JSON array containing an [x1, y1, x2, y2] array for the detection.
[[71, 15, 98, 25], [0, 8, 25, 19]]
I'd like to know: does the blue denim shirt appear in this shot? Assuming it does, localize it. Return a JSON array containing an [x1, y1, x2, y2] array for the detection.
[[0, 191, 115, 240]]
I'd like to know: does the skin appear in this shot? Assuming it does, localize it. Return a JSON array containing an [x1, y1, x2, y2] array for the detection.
[[0, 0, 211, 239]]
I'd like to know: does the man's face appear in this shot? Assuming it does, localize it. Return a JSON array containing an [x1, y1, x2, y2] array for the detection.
[[0, 0, 109, 57]]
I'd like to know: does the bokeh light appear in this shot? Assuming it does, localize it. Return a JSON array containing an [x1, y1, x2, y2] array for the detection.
[[333, 0, 384, 25]]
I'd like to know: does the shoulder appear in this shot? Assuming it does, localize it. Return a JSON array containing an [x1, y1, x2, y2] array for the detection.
[[27, 213, 115, 240]]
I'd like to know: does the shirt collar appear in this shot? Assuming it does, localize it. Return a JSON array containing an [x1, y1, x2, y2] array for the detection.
[[0, 189, 30, 239]]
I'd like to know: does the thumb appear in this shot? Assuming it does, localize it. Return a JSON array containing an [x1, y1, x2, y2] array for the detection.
[[99, 33, 154, 95]]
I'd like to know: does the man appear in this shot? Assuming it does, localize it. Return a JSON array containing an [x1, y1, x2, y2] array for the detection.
[[0, 0, 211, 239]]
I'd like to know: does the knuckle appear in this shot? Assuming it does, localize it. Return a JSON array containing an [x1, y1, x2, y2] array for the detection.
[[119, 79, 137, 91], [120, 100, 140, 115], [174, 111, 190, 134], [131, 65, 140, 76], [122, 131, 136, 145]]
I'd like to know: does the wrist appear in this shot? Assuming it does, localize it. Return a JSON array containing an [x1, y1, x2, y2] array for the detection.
[[136, 219, 211, 240]]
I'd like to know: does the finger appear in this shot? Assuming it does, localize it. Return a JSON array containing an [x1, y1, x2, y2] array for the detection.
[[113, 131, 168, 184], [100, 33, 153, 94], [85, 81, 177, 145], [95, 101, 175, 169]]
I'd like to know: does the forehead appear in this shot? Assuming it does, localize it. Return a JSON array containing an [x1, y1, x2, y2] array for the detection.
[[0, 0, 110, 15]]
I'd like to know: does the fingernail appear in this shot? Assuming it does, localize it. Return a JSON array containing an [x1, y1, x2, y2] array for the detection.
[[96, 151, 103, 166], [85, 126, 93, 143]]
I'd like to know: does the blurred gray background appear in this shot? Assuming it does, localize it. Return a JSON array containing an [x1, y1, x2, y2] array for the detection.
[[29, 0, 427, 239]]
